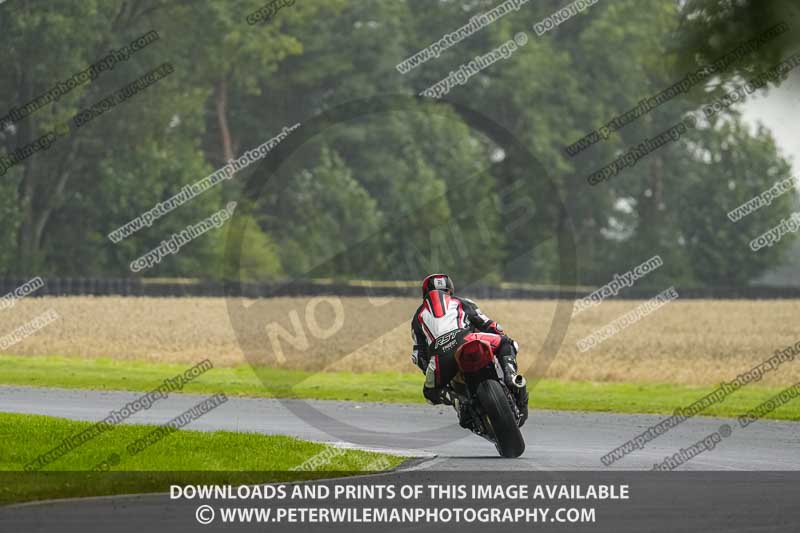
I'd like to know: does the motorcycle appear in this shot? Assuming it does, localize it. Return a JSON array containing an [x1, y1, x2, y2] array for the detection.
[[442, 335, 526, 458]]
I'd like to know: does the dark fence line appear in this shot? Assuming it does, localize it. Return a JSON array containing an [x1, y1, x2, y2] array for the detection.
[[0, 278, 798, 300]]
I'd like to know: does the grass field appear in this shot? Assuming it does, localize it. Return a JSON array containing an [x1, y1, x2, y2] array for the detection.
[[0, 412, 404, 503], [1, 296, 798, 504], [2, 355, 799, 421], [1, 296, 799, 386]]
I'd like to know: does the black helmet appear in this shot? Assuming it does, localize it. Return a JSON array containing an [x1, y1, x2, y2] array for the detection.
[[421, 273, 454, 297]]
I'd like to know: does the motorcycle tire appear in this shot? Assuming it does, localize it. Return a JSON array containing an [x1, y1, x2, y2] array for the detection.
[[476, 379, 525, 458]]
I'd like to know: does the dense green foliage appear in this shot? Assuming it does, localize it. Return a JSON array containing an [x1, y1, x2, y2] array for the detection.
[[1, 0, 798, 285]]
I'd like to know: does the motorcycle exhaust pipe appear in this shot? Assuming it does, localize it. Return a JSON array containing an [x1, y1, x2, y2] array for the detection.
[[510, 373, 526, 389]]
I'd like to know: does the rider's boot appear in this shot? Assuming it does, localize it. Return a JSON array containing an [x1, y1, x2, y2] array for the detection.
[[423, 386, 445, 405], [499, 344, 529, 427], [455, 397, 472, 429]]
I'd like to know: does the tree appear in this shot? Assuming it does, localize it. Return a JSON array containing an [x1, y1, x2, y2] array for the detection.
[[675, 118, 795, 285], [262, 146, 384, 278]]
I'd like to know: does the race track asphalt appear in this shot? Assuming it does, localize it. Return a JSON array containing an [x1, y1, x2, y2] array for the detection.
[[2, 385, 799, 532], [1, 385, 797, 471]]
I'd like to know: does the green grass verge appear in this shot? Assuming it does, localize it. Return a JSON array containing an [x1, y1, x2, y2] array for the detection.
[[0, 412, 404, 504], [1, 355, 799, 421]]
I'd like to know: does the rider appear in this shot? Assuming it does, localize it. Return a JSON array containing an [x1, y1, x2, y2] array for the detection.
[[411, 273, 528, 427]]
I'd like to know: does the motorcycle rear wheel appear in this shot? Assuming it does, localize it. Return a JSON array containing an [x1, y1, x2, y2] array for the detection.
[[476, 379, 525, 458]]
